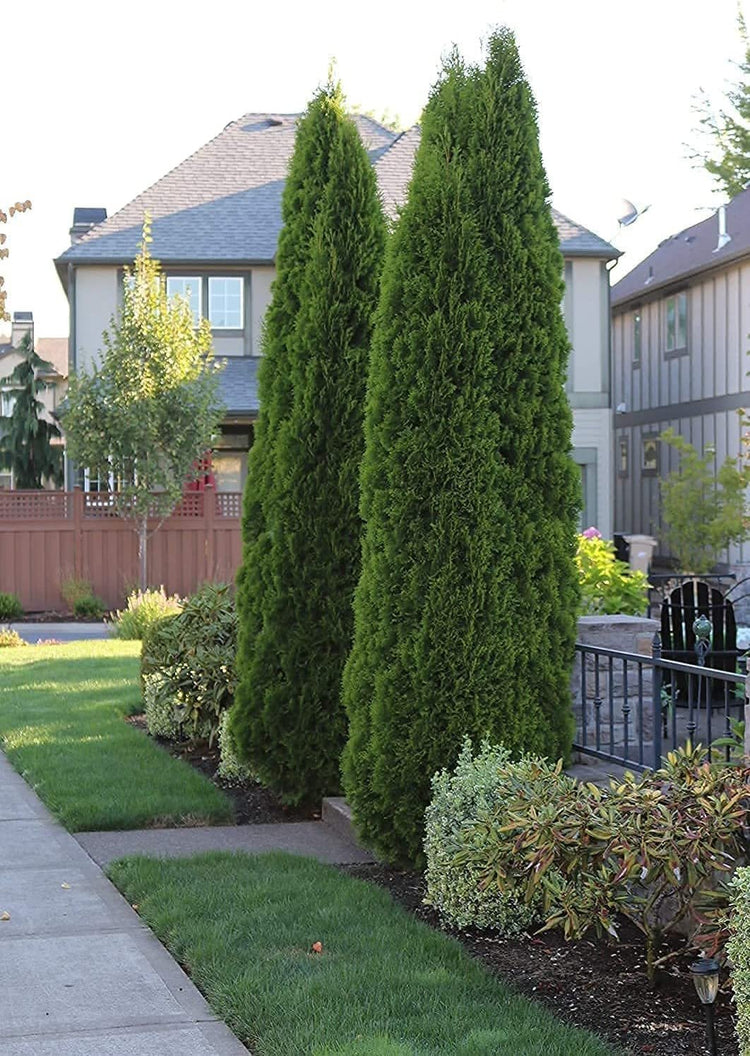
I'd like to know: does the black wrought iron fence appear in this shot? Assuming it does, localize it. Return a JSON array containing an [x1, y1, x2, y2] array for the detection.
[[573, 634, 747, 772]]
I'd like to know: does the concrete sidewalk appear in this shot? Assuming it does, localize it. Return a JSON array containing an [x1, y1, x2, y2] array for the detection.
[[0, 751, 249, 1056], [77, 821, 374, 869]]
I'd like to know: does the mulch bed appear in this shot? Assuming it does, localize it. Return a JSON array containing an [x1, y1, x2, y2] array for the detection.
[[127, 714, 316, 825], [18, 612, 109, 623], [341, 863, 738, 1056]]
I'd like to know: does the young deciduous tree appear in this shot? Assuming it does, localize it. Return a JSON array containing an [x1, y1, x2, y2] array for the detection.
[[0, 331, 64, 488], [64, 222, 224, 588], [341, 29, 581, 866], [659, 428, 747, 574], [691, 14, 750, 198], [0, 200, 32, 323], [231, 82, 386, 805]]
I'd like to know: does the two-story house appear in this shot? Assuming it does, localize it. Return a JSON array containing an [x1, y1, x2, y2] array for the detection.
[[55, 112, 619, 531], [611, 189, 750, 572]]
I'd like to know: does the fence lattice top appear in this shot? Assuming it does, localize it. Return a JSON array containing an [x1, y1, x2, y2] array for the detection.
[[0, 490, 242, 522]]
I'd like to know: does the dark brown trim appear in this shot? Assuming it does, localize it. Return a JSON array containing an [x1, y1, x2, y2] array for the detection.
[[615, 390, 750, 428]]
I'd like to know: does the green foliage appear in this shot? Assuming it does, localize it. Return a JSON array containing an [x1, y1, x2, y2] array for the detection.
[[691, 14, 750, 198], [341, 30, 581, 866], [0, 331, 63, 488], [64, 219, 225, 588], [576, 528, 649, 615], [217, 709, 254, 781], [232, 79, 386, 806], [61, 575, 105, 618], [452, 742, 749, 982], [659, 428, 747, 574], [0, 628, 26, 647], [424, 740, 542, 934], [73, 595, 105, 619], [728, 867, 750, 1055], [0, 591, 23, 621], [109, 586, 183, 640], [141, 583, 237, 745]]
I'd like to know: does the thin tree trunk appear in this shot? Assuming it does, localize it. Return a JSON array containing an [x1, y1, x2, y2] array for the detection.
[[138, 518, 148, 591]]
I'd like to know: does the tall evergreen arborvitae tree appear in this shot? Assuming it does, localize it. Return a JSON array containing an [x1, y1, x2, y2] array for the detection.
[[231, 83, 386, 804], [341, 30, 581, 866]]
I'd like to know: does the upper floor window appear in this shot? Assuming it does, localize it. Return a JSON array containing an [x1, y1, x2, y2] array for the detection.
[[665, 291, 687, 354], [209, 277, 243, 329], [166, 276, 202, 326], [633, 310, 641, 366], [0, 391, 15, 417]]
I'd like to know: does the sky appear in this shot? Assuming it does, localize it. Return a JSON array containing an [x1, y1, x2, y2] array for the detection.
[[2, 0, 747, 339]]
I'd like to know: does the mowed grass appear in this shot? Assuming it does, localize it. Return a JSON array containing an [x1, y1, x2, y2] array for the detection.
[[0, 640, 232, 831], [109, 851, 618, 1056]]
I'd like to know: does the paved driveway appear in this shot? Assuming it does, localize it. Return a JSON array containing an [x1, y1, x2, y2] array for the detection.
[[12, 623, 111, 645]]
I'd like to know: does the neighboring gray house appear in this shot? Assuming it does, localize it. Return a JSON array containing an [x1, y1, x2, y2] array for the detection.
[[56, 112, 619, 528], [611, 189, 750, 570]]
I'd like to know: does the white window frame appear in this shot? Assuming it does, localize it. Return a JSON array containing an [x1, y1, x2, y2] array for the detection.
[[665, 291, 687, 354], [167, 276, 203, 325], [208, 276, 244, 330]]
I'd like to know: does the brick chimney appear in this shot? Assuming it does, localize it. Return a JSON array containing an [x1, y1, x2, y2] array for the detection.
[[10, 311, 33, 348], [70, 207, 107, 244]]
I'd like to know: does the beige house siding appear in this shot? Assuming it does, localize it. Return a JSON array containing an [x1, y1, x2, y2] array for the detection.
[[73, 266, 119, 373]]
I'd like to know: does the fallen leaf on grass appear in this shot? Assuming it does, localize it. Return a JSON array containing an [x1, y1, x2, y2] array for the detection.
[[310, 941, 323, 954]]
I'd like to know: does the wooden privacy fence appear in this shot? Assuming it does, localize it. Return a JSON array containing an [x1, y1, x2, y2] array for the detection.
[[0, 488, 243, 612]]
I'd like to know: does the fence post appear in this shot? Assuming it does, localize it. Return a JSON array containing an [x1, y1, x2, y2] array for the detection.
[[651, 631, 662, 770], [204, 484, 216, 582], [73, 486, 84, 580]]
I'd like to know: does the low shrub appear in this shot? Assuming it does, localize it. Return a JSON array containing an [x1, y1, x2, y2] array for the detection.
[[424, 740, 545, 934], [140, 583, 237, 745], [438, 741, 750, 981], [0, 591, 23, 622], [109, 586, 183, 640], [0, 628, 26, 647], [728, 868, 750, 1055], [73, 595, 106, 619], [576, 527, 649, 616], [217, 709, 254, 781]]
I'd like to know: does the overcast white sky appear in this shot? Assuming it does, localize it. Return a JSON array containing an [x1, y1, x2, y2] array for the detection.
[[2, 0, 747, 338]]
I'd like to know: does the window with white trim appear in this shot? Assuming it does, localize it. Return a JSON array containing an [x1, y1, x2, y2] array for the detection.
[[208, 277, 243, 329], [665, 292, 687, 354], [1, 390, 15, 417], [167, 276, 202, 325]]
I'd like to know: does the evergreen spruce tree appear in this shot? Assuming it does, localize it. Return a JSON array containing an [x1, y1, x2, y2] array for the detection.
[[0, 331, 64, 488], [341, 30, 581, 866], [231, 83, 386, 803]]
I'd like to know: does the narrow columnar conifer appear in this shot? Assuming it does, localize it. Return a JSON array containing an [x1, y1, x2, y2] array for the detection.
[[231, 83, 386, 804], [341, 29, 581, 866]]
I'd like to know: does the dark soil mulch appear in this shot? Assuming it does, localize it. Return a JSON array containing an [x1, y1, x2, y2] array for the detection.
[[20, 611, 109, 623], [127, 714, 316, 825], [341, 863, 738, 1056]]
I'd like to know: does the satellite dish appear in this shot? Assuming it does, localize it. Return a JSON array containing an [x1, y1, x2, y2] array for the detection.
[[617, 199, 650, 227]]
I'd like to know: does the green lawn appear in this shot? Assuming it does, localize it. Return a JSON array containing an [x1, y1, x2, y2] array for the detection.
[[0, 640, 232, 830], [109, 851, 618, 1056]]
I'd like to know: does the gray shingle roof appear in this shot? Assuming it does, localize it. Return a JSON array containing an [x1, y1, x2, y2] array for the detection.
[[612, 188, 750, 307], [57, 112, 619, 267], [218, 356, 261, 416], [57, 114, 399, 267], [58, 112, 620, 418]]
